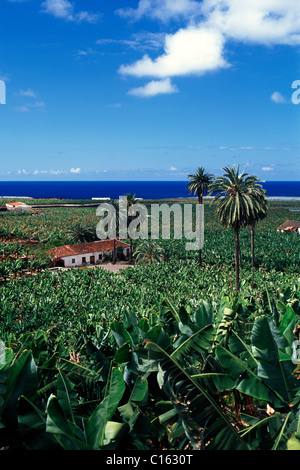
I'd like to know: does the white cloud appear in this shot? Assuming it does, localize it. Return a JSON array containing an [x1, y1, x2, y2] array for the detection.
[[74, 11, 98, 24], [119, 26, 228, 79], [118, 0, 300, 98], [14, 101, 46, 113], [41, 0, 73, 19], [15, 168, 86, 177], [76, 48, 97, 58], [124, 0, 300, 46], [117, 0, 200, 22], [19, 89, 37, 98], [49, 169, 68, 175], [33, 170, 49, 175], [203, 0, 300, 46], [169, 166, 178, 171], [77, 50, 88, 56], [97, 32, 166, 53], [262, 166, 274, 171], [0, 72, 9, 82], [270, 91, 287, 103], [128, 78, 178, 97], [18, 168, 82, 176], [217, 145, 255, 150], [41, 0, 98, 23]]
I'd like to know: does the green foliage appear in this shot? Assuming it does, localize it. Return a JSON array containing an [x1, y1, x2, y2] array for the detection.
[[134, 239, 165, 265], [1, 260, 299, 350], [0, 293, 300, 450], [0, 197, 299, 450], [66, 222, 97, 244], [186, 167, 214, 201]]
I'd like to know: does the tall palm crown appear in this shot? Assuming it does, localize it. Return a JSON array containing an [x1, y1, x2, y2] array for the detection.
[[134, 239, 164, 265], [187, 167, 214, 265], [247, 184, 268, 225], [67, 222, 96, 244], [125, 193, 136, 216], [186, 167, 214, 203], [211, 166, 260, 229], [211, 166, 262, 291], [246, 182, 268, 271]]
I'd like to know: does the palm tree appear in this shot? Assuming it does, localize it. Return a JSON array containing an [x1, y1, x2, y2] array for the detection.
[[125, 193, 136, 261], [134, 239, 164, 265], [67, 222, 96, 244], [186, 167, 214, 264], [247, 183, 268, 272], [211, 166, 259, 291], [125, 193, 136, 214], [105, 199, 124, 238]]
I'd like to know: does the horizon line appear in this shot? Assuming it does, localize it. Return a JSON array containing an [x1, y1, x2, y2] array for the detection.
[[0, 180, 300, 183]]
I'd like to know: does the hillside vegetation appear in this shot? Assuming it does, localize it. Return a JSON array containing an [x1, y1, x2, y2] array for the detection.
[[0, 197, 299, 450]]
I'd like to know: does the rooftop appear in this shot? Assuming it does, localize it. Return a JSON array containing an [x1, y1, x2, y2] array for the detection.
[[47, 239, 130, 259], [6, 202, 28, 206], [277, 220, 300, 231]]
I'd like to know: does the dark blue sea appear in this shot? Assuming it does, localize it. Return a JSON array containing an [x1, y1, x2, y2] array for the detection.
[[0, 181, 299, 200]]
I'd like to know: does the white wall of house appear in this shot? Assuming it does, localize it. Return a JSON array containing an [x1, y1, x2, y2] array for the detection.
[[279, 228, 300, 234], [6, 204, 32, 212], [61, 247, 130, 267]]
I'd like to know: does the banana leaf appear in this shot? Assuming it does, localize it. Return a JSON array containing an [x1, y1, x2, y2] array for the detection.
[[86, 366, 125, 449], [0, 349, 38, 426], [46, 394, 90, 450], [18, 395, 59, 450], [145, 341, 249, 450], [251, 316, 297, 406]]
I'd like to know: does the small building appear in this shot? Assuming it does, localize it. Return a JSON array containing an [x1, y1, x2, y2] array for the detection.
[[92, 197, 111, 201], [47, 239, 131, 268], [5, 201, 32, 212], [277, 220, 300, 234]]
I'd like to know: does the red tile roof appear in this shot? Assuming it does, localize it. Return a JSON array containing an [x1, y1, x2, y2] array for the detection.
[[277, 220, 300, 230], [6, 202, 28, 206], [47, 239, 130, 259]]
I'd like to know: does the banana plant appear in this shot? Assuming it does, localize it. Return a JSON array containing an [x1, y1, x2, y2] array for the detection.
[[137, 298, 300, 450], [143, 340, 249, 450], [43, 366, 127, 450], [0, 343, 38, 450]]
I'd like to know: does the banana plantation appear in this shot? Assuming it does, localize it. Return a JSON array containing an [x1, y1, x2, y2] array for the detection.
[[0, 193, 300, 451]]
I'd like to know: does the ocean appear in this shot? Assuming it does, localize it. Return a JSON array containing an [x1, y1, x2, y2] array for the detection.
[[0, 181, 299, 200]]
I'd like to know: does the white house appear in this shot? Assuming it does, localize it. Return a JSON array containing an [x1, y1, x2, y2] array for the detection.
[[277, 220, 300, 234], [6, 202, 32, 212], [92, 197, 111, 201], [47, 239, 131, 268]]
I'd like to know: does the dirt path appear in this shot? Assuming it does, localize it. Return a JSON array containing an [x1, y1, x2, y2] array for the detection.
[[97, 264, 134, 273], [48, 263, 134, 274]]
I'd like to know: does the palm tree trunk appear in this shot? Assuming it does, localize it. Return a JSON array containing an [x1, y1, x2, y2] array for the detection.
[[198, 191, 203, 265], [238, 246, 242, 268], [251, 221, 255, 288], [251, 221, 255, 270], [113, 238, 116, 264], [234, 227, 240, 291]]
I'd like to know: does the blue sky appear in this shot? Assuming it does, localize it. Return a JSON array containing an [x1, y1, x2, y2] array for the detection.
[[0, 0, 300, 181]]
